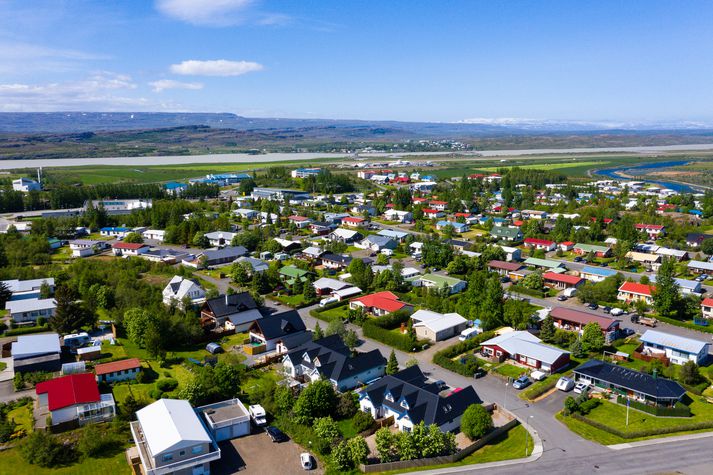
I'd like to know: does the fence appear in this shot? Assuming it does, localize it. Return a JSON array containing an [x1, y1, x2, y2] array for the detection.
[[632, 345, 670, 366], [569, 412, 712, 439], [358, 417, 519, 473]]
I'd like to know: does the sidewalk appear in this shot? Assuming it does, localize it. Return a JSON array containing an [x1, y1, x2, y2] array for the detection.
[[608, 430, 713, 451]]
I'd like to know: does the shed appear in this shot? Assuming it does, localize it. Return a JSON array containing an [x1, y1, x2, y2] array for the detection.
[[76, 346, 101, 361], [206, 342, 223, 355]]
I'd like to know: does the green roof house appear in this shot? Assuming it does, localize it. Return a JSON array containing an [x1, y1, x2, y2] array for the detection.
[[490, 227, 523, 242]]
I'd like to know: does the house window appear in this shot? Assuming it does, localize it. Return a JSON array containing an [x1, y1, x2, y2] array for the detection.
[[192, 445, 203, 454], [179, 450, 186, 456], [163, 454, 174, 462]]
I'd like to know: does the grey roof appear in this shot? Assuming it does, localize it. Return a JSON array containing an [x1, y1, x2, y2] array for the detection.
[[640, 330, 709, 355], [482, 331, 568, 365], [574, 359, 685, 400], [363, 235, 397, 249], [201, 246, 248, 261], [12, 333, 61, 359], [688, 260, 713, 272], [251, 310, 306, 340], [6, 298, 56, 313], [204, 292, 258, 318], [1, 278, 54, 293]]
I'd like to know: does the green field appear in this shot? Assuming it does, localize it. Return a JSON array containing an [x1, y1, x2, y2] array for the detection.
[[0, 448, 130, 475]]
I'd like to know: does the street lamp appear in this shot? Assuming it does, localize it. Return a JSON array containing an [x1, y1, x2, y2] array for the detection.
[[525, 415, 534, 457], [503, 378, 509, 408]]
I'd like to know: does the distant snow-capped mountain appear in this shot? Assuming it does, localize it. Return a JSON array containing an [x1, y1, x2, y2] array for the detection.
[[456, 118, 713, 131]]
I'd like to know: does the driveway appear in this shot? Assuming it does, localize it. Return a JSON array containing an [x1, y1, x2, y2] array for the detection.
[[215, 431, 323, 475]]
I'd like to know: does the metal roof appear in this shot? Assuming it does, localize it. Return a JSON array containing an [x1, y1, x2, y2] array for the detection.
[[136, 399, 212, 456], [640, 330, 709, 355]]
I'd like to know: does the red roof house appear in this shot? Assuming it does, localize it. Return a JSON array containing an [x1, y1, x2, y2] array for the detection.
[[36, 373, 115, 426], [702, 298, 713, 319], [635, 223, 666, 237], [349, 291, 413, 316], [429, 200, 448, 211], [342, 216, 366, 227], [617, 281, 655, 305], [111, 242, 149, 256], [422, 208, 445, 218], [94, 358, 142, 383], [543, 272, 584, 289], [524, 238, 556, 251]]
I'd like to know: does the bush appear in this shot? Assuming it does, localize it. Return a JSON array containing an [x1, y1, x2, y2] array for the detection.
[[432, 331, 496, 376], [570, 412, 710, 439], [362, 312, 426, 352], [4, 325, 51, 337], [460, 404, 493, 440], [135, 370, 150, 384], [149, 388, 164, 400], [616, 396, 691, 417], [578, 398, 601, 415], [312, 416, 340, 445], [156, 378, 178, 392], [336, 392, 358, 419], [352, 410, 375, 433], [78, 424, 118, 459], [20, 431, 75, 467]]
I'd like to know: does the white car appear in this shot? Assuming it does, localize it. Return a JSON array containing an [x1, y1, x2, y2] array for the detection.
[[319, 296, 339, 307], [300, 453, 314, 470], [556, 376, 575, 392], [610, 308, 625, 316], [573, 381, 589, 394]]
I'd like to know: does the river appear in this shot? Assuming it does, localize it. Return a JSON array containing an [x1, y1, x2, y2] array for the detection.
[[594, 160, 701, 193]]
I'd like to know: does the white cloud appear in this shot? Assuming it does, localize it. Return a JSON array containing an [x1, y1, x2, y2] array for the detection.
[[149, 79, 203, 92], [0, 72, 181, 112], [156, 0, 255, 26], [170, 59, 263, 77]]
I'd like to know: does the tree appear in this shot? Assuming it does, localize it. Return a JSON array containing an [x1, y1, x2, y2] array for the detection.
[[39, 281, 52, 299], [569, 337, 585, 358], [313, 416, 340, 444], [347, 436, 369, 466], [521, 271, 544, 291], [192, 232, 209, 248], [701, 238, 713, 256], [49, 284, 95, 334], [326, 319, 346, 338], [123, 308, 152, 347], [293, 380, 337, 424], [348, 258, 373, 291], [680, 361, 703, 385], [653, 258, 681, 318], [274, 384, 295, 414], [20, 430, 72, 468], [581, 322, 605, 353], [344, 329, 359, 350], [144, 322, 166, 361], [0, 282, 11, 307], [375, 427, 398, 462], [460, 404, 493, 440], [303, 279, 317, 302], [539, 316, 556, 343], [231, 261, 251, 286], [313, 322, 324, 340], [331, 441, 353, 471], [123, 232, 144, 244], [212, 362, 241, 398], [386, 350, 399, 375]]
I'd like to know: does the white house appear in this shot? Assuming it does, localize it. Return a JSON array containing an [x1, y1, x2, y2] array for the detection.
[[639, 330, 710, 366], [36, 373, 115, 426], [384, 209, 413, 223], [6, 298, 56, 323], [95, 358, 142, 383], [204, 231, 237, 247], [142, 229, 166, 242], [162, 276, 206, 308], [1, 277, 54, 300], [410, 310, 468, 342], [69, 239, 108, 257], [12, 177, 41, 192]]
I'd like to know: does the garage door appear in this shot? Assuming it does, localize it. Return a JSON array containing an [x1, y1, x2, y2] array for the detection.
[[215, 426, 232, 442]]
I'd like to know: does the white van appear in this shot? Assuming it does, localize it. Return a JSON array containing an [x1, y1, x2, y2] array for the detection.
[[63, 332, 91, 349], [563, 287, 578, 298], [459, 328, 480, 341], [319, 296, 339, 307]]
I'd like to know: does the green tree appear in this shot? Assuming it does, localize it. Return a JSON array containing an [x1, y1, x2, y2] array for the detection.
[[326, 319, 346, 338], [460, 404, 493, 440], [293, 380, 337, 424], [539, 316, 556, 343], [386, 350, 399, 375], [49, 284, 95, 334], [569, 337, 585, 358], [701, 238, 713, 256], [274, 385, 295, 414], [652, 258, 681, 318], [331, 441, 353, 471], [581, 322, 605, 353], [231, 261, 252, 286], [0, 282, 12, 307], [123, 308, 152, 347], [344, 329, 359, 350], [521, 271, 544, 291], [313, 322, 324, 340], [375, 427, 398, 462], [680, 361, 703, 385], [19, 431, 71, 468], [347, 436, 369, 466], [313, 416, 340, 444], [348, 258, 373, 291], [303, 279, 317, 302], [123, 232, 144, 243]]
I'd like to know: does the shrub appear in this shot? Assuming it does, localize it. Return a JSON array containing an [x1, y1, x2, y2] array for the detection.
[[4, 325, 51, 337], [578, 398, 601, 415], [352, 410, 375, 433], [20, 431, 75, 467], [149, 388, 164, 400], [156, 378, 178, 392], [432, 331, 496, 376], [313, 416, 340, 445], [331, 440, 354, 471], [78, 424, 118, 459], [134, 370, 150, 384], [460, 404, 493, 440], [336, 392, 358, 419]]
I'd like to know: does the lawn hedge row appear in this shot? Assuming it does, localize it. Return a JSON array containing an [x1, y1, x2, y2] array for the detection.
[[616, 396, 691, 417], [4, 325, 51, 337], [509, 285, 547, 298], [362, 312, 425, 352], [522, 377, 559, 400], [569, 412, 713, 439], [655, 315, 713, 335], [432, 331, 496, 376], [309, 300, 350, 323]]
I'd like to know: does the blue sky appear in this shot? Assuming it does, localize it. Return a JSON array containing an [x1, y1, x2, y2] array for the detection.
[[1, 0, 712, 124]]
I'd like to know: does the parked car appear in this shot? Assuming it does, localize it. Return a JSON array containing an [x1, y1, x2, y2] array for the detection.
[[319, 296, 339, 307], [434, 380, 447, 390], [587, 303, 599, 310], [573, 256, 583, 262], [557, 295, 568, 301], [610, 308, 625, 316], [696, 274, 709, 282], [473, 368, 487, 379], [300, 453, 314, 470], [602, 306, 611, 314], [265, 426, 287, 442], [530, 370, 547, 381], [621, 328, 636, 337], [556, 376, 575, 392], [512, 375, 531, 390], [500, 276, 511, 283], [573, 381, 589, 394]]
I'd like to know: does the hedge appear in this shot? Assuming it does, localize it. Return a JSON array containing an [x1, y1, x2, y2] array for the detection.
[[655, 315, 713, 335], [4, 325, 51, 336], [309, 300, 350, 323], [509, 285, 547, 298], [432, 331, 496, 376], [522, 377, 558, 400], [569, 412, 713, 439], [616, 396, 691, 417], [362, 311, 426, 352]]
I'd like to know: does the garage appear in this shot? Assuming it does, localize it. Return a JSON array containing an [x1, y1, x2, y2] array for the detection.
[[198, 398, 252, 442]]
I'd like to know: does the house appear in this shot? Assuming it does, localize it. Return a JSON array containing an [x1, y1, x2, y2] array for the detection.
[[184, 246, 248, 269], [573, 359, 685, 407], [198, 398, 252, 442], [327, 228, 362, 244], [310, 222, 332, 235], [626, 251, 662, 271], [204, 231, 237, 247], [36, 373, 116, 426], [559, 241, 575, 252], [358, 366, 478, 432], [411, 274, 467, 294], [500, 245, 522, 262], [549, 307, 620, 342], [639, 330, 710, 366], [312, 277, 352, 296], [636, 223, 666, 238], [247, 310, 310, 354], [234, 208, 259, 220], [279, 265, 310, 286], [12, 177, 41, 192], [1, 277, 54, 300], [11, 333, 61, 373], [617, 281, 655, 305], [6, 298, 56, 323], [320, 252, 353, 270], [162, 276, 206, 308], [702, 298, 713, 319], [655, 247, 689, 261], [235, 256, 269, 274], [95, 358, 142, 383], [481, 331, 570, 373], [543, 272, 584, 290], [410, 310, 467, 342], [164, 182, 188, 195], [521, 209, 547, 220], [524, 238, 556, 252], [283, 335, 386, 391], [490, 226, 523, 242], [69, 239, 108, 257], [342, 216, 366, 228], [357, 235, 397, 252], [141, 248, 191, 264], [384, 209, 413, 223], [287, 215, 312, 229], [579, 266, 618, 283], [377, 229, 409, 242], [487, 260, 524, 278], [350, 291, 412, 316], [201, 292, 261, 331], [523, 257, 565, 271], [48, 238, 63, 250], [100, 226, 132, 238], [422, 208, 445, 219], [112, 242, 149, 257], [130, 399, 221, 475], [251, 187, 310, 202], [649, 276, 702, 296], [573, 243, 611, 258], [142, 229, 166, 242], [686, 233, 713, 247], [273, 238, 302, 253], [436, 221, 470, 234], [429, 200, 448, 211], [89, 199, 151, 215], [688, 260, 713, 274], [291, 167, 322, 178]]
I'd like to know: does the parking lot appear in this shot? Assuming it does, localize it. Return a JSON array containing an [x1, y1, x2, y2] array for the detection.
[[215, 430, 324, 475]]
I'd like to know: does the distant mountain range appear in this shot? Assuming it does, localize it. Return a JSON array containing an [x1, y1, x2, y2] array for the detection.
[[2, 112, 713, 135]]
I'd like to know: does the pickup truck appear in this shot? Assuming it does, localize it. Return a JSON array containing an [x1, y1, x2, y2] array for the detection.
[[249, 404, 267, 426], [631, 315, 657, 327]]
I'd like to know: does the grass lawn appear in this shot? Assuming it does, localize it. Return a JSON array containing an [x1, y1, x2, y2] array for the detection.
[[272, 293, 312, 307], [0, 446, 131, 475], [335, 417, 360, 439], [380, 424, 532, 474], [7, 403, 33, 436], [492, 363, 526, 380], [317, 306, 350, 322], [0, 361, 6, 372]]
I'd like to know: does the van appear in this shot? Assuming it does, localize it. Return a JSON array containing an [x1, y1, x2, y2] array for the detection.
[[319, 296, 339, 307], [563, 288, 578, 298], [63, 332, 91, 349], [459, 328, 479, 341]]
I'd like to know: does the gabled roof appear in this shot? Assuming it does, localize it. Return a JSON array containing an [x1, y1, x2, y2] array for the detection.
[[250, 310, 306, 340], [321, 252, 353, 265], [95, 358, 142, 376], [640, 330, 709, 355], [574, 359, 685, 400], [201, 246, 248, 261], [112, 242, 147, 250], [204, 292, 258, 318], [488, 260, 523, 272], [6, 298, 56, 314], [702, 297, 713, 307], [482, 331, 568, 365], [524, 238, 555, 246], [543, 272, 583, 285], [313, 277, 351, 291], [36, 373, 100, 411], [351, 291, 407, 313], [411, 310, 467, 333], [550, 307, 619, 331], [136, 399, 212, 456], [618, 281, 655, 297]]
